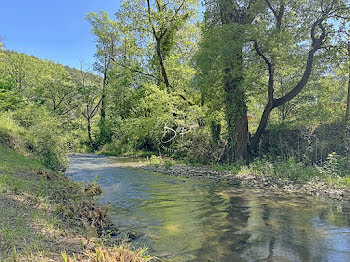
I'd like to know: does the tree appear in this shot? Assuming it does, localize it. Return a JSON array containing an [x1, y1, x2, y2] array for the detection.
[[71, 63, 102, 147], [198, 0, 261, 162], [197, 0, 349, 162], [249, 0, 350, 152], [86, 11, 119, 144], [0, 75, 21, 111], [113, 0, 198, 99], [0, 51, 41, 93], [345, 41, 350, 122], [39, 63, 79, 117]]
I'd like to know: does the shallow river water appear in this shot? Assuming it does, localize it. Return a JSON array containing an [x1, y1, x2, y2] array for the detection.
[[67, 154, 350, 262]]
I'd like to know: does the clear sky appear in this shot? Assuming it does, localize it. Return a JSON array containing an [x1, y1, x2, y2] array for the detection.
[[0, 0, 121, 69]]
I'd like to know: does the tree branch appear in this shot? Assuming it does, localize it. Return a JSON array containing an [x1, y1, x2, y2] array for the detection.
[[252, 40, 275, 102], [275, 20, 327, 107]]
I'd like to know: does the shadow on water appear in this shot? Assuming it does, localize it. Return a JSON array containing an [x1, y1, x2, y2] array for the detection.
[[67, 154, 350, 262]]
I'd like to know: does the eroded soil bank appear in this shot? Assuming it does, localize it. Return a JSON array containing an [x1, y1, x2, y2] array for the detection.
[[0, 149, 143, 261]]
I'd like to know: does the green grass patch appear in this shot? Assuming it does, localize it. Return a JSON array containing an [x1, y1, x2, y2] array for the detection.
[[0, 144, 113, 261], [0, 145, 42, 174], [212, 156, 350, 188]]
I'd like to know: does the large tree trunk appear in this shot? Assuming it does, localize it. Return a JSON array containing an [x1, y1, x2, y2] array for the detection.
[[345, 41, 350, 122], [224, 49, 249, 162]]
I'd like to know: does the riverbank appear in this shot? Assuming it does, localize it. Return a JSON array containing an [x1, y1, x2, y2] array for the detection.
[[107, 155, 350, 201], [139, 164, 350, 200], [0, 146, 150, 261]]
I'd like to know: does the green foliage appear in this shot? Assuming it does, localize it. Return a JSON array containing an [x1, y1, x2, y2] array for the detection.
[[0, 105, 68, 170], [13, 105, 68, 170], [317, 153, 350, 179], [1, 0, 350, 176], [148, 155, 164, 167], [164, 160, 174, 169], [241, 157, 322, 183], [0, 75, 22, 111], [186, 127, 219, 164], [323, 152, 340, 176]]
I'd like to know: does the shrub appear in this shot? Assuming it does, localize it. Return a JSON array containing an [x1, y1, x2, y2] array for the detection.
[[0, 105, 68, 170], [0, 112, 25, 153], [148, 155, 164, 167], [186, 128, 221, 164], [14, 105, 68, 170], [239, 157, 321, 183]]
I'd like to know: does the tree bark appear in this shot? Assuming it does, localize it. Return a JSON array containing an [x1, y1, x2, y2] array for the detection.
[[224, 49, 249, 162], [99, 68, 108, 143], [88, 116, 93, 146], [345, 41, 350, 122], [213, 0, 258, 163]]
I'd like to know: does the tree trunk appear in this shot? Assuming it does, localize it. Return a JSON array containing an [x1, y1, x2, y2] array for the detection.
[[345, 41, 350, 122], [249, 102, 273, 153], [156, 41, 170, 90], [250, 43, 321, 152], [88, 117, 93, 146], [224, 49, 249, 162], [99, 72, 107, 143]]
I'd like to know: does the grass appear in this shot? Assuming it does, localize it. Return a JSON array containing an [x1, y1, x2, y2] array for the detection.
[[211, 156, 350, 188], [0, 145, 65, 260], [0, 196, 48, 260], [62, 243, 153, 262], [0, 143, 154, 261], [0, 145, 96, 261]]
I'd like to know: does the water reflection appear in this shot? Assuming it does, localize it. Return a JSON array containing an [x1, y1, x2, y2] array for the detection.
[[67, 155, 350, 262]]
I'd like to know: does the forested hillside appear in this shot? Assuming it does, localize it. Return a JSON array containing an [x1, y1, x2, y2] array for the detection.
[[2, 0, 349, 169]]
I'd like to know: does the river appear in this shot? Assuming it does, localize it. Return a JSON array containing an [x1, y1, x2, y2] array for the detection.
[[67, 154, 350, 262]]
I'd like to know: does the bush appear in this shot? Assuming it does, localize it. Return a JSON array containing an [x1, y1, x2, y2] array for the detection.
[[0, 75, 22, 111], [16, 105, 68, 170], [186, 128, 221, 164], [0, 105, 68, 170], [240, 157, 321, 183], [0, 113, 25, 153], [337, 155, 350, 177], [259, 123, 350, 165], [148, 155, 164, 167]]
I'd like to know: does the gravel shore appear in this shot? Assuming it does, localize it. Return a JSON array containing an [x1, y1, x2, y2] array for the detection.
[[137, 164, 350, 201]]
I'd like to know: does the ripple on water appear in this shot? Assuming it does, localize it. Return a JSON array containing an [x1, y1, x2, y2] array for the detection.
[[67, 155, 350, 262]]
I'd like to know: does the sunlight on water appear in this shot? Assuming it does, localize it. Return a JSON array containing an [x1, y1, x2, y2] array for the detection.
[[67, 155, 350, 262]]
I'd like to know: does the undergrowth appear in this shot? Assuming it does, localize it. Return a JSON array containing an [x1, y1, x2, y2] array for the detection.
[[0, 145, 118, 261], [62, 243, 153, 262], [212, 154, 350, 187]]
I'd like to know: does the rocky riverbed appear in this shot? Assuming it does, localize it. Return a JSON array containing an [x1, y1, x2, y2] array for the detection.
[[137, 164, 350, 201]]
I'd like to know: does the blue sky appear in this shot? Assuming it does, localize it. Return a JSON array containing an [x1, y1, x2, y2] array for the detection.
[[0, 0, 120, 69]]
